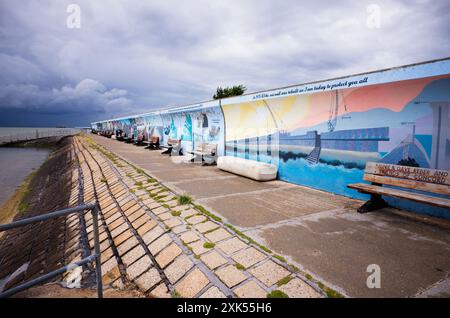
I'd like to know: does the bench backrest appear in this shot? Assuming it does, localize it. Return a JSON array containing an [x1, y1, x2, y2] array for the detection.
[[167, 138, 180, 146], [150, 136, 159, 143], [195, 143, 217, 155], [364, 162, 450, 196]]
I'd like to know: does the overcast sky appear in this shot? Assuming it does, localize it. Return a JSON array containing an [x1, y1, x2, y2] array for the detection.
[[0, 0, 449, 127]]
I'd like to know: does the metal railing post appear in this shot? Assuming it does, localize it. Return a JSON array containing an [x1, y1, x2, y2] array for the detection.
[[0, 203, 104, 298], [91, 202, 103, 298]]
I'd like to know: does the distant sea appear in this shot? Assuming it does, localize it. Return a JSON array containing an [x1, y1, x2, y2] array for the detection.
[[0, 127, 56, 208]]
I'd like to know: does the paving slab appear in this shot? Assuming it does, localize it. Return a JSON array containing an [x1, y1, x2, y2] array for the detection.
[[117, 236, 139, 257], [155, 243, 182, 268], [231, 247, 267, 269], [164, 255, 195, 284], [200, 251, 228, 270], [189, 240, 210, 255], [175, 268, 210, 298], [153, 206, 169, 215], [172, 224, 189, 234], [180, 231, 200, 244], [205, 228, 233, 243], [249, 260, 290, 288], [122, 245, 146, 267], [148, 234, 172, 255], [136, 219, 157, 236], [215, 265, 247, 288], [126, 256, 152, 280], [234, 280, 267, 298], [134, 268, 162, 292], [150, 283, 171, 298], [278, 278, 321, 298], [187, 215, 207, 225], [217, 237, 248, 255], [180, 209, 198, 219], [163, 217, 183, 228], [195, 221, 219, 234], [113, 229, 133, 246], [142, 226, 165, 245], [200, 286, 226, 298], [158, 212, 173, 221]]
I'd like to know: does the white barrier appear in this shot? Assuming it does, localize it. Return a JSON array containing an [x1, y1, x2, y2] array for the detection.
[[217, 156, 278, 181]]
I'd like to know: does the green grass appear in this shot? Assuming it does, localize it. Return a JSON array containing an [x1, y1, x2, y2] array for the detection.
[[203, 242, 215, 249], [273, 255, 287, 263], [194, 204, 222, 222], [171, 290, 182, 298], [289, 264, 300, 273], [203, 228, 219, 235], [267, 290, 289, 298], [135, 181, 143, 187], [305, 273, 313, 280], [235, 263, 245, 270], [147, 178, 157, 184], [276, 275, 292, 287], [317, 282, 344, 298], [155, 195, 168, 201], [178, 195, 192, 205], [18, 202, 29, 213], [162, 204, 170, 209], [171, 210, 181, 217]]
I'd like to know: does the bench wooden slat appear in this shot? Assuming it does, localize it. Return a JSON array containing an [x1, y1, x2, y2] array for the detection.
[[364, 173, 450, 196], [348, 183, 450, 209], [365, 162, 450, 186], [188, 142, 217, 156]]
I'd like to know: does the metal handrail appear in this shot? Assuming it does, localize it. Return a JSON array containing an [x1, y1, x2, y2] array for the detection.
[[0, 203, 103, 298]]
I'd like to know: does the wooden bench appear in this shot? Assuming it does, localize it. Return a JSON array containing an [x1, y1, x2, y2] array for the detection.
[[188, 143, 218, 165], [115, 129, 124, 141], [347, 162, 450, 213], [134, 133, 145, 146], [143, 136, 160, 150], [160, 138, 181, 156]]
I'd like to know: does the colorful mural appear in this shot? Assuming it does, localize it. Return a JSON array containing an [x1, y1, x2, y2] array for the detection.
[[223, 75, 450, 201], [92, 58, 450, 218]]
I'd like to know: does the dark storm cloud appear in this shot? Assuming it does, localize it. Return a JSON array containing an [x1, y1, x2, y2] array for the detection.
[[0, 0, 449, 126]]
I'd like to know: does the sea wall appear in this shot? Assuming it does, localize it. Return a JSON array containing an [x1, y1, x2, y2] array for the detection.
[[92, 58, 450, 219]]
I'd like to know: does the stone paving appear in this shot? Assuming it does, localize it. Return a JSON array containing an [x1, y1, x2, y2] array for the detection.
[[73, 135, 323, 298], [89, 133, 450, 298]]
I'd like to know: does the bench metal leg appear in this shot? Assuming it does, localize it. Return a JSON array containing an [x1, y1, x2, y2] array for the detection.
[[358, 193, 388, 213]]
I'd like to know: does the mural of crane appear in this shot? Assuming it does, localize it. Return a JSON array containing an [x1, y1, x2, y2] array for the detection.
[[306, 90, 351, 164]]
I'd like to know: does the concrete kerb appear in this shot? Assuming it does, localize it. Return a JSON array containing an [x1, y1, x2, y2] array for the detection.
[[84, 137, 328, 297]]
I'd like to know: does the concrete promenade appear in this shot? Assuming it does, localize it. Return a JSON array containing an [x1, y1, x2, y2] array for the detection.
[[90, 134, 450, 298]]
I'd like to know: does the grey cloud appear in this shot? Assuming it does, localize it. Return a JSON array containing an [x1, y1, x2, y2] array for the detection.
[[0, 0, 449, 126], [0, 78, 133, 115]]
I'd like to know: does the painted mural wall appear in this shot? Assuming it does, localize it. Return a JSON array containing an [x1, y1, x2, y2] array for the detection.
[[107, 102, 225, 156], [92, 59, 450, 218]]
